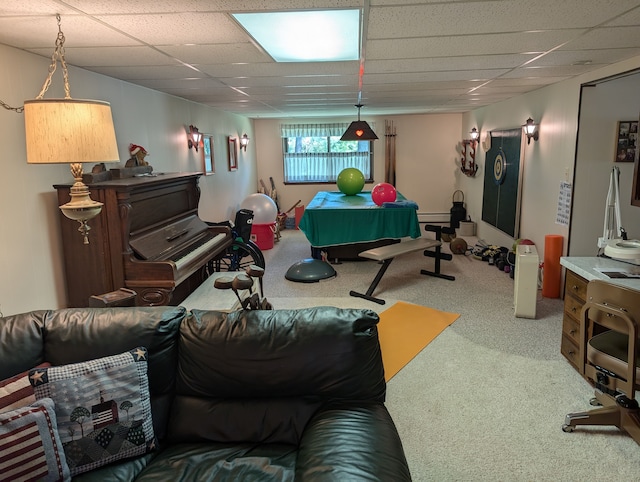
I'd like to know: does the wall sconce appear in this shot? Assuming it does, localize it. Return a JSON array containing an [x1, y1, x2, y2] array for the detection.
[[239, 133, 250, 151], [23, 14, 118, 244], [523, 117, 539, 144], [188, 125, 202, 151], [460, 128, 479, 177]]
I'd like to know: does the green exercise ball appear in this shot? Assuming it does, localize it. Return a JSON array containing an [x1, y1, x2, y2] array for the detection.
[[337, 168, 365, 196]]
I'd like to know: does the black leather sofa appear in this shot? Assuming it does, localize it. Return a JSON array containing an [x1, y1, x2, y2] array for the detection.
[[0, 306, 411, 481]]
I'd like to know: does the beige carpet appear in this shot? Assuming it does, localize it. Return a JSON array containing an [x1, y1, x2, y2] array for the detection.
[[262, 231, 640, 480], [378, 301, 459, 381]]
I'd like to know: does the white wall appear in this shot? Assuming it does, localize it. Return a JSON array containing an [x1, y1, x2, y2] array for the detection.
[[0, 44, 257, 315], [570, 72, 640, 255], [254, 114, 462, 217], [3, 40, 639, 315], [256, 55, 640, 262], [462, 56, 640, 258]]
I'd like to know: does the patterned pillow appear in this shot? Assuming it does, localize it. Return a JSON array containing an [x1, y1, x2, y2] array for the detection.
[[0, 363, 51, 412], [0, 397, 71, 482], [29, 347, 154, 477]]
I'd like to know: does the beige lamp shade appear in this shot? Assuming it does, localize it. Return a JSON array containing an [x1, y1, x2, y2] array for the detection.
[[24, 98, 119, 164]]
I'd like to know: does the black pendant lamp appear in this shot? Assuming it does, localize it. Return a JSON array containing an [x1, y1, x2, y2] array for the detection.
[[340, 104, 378, 141]]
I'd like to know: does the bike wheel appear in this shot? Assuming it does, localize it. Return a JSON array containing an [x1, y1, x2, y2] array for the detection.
[[213, 240, 265, 272], [246, 239, 266, 269]]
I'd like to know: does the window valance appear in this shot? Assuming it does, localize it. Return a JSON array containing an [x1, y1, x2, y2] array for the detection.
[[280, 122, 376, 138]]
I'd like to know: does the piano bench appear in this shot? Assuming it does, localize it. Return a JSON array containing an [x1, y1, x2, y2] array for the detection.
[[89, 288, 137, 307]]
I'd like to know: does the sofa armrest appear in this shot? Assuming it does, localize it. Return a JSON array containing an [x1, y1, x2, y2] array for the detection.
[[295, 401, 411, 481]]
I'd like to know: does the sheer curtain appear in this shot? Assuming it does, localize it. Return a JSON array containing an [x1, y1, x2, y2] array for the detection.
[[281, 123, 373, 183]]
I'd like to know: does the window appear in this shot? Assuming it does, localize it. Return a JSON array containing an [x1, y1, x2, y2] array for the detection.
[[281, 123, 374, 183]]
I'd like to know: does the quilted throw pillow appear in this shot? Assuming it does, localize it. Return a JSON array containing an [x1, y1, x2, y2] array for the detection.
[[0, 363, 51, 412], [0, 397, 71, 482], [29, 347, 155, 477]]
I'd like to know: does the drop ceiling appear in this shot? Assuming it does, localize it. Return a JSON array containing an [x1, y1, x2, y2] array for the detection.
[[1, 0, 639, 118]]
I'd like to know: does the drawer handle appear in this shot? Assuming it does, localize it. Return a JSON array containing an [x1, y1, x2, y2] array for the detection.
[[568, 350, 575, 356], [572, 285, 579, 291], [571, 307, 577, 313], [569, 329, 577, 335]]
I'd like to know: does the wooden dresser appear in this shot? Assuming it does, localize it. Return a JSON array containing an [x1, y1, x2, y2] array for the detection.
[[560, 270, 588, 374], [560, 256, 640, 378]]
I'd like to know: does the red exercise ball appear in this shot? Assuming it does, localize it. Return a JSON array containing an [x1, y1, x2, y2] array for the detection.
[[371, 182, 397, 206]]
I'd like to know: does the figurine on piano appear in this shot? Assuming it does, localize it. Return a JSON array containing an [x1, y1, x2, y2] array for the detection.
[[126, 144, 150, 167]]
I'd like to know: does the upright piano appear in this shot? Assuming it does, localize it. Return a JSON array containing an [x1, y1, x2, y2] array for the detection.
[[54, 172, 232, 307]]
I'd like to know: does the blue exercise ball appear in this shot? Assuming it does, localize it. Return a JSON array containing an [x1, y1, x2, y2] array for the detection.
[[337, 168, 365, 196]]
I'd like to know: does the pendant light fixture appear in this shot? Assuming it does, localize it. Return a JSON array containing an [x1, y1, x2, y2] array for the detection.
[[23, 14, 119, 244], [340, 104, 378, 141]]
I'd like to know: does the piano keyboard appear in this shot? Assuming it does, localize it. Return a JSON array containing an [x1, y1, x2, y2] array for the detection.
[[174, 232, 227, 269]]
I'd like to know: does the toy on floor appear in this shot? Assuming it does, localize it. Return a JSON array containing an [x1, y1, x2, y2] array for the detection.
[[214, 265, 273, 310]]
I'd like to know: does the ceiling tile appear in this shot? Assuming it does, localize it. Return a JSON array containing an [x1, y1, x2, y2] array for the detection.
[[0, 0, 638, 117], [27, 46, 178, 67], [366, 30, 585, 60], [93, 13, 247, 45]]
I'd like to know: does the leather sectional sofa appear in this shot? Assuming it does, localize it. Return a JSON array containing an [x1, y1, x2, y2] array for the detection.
[[0, 306, 411, 481]]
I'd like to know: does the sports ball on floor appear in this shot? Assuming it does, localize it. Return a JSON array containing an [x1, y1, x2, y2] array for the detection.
[[240, 193, 278, 224], [371, 182, 397, 206], [512, 238, 535, 251], [450, 237, 468, 254], [337, 168, 365, 195]]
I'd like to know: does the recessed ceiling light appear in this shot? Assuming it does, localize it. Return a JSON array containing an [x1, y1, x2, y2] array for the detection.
[[233, 9, 360, 62]]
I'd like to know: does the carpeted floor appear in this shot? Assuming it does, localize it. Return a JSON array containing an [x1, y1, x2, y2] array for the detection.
[[261, 229, 640, 481]]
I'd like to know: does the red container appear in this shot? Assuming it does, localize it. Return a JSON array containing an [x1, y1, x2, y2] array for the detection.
[[250, 222, 275, 250], [294, 205, 305, 229]]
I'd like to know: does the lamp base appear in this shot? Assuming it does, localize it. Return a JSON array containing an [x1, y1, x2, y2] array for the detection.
[[59, 168, 103, 244]]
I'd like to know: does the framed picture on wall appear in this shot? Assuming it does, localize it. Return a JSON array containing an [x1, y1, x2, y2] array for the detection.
[[615, 120, 637, 162], [201, 135, 214, 175], [228, 137, 238, 171]]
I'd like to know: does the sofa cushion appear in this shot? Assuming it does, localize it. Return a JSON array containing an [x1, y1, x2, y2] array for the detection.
[[178, 307, 385, 400], [0, 310, 47, 380], [168, 395, 321, 445], [0, 362, 50, 412], [169, 307, 385, 445], [42, 306, 185, 440], [0, 397, 71, 482], [30, 347, 155, 477], [296, 401, 412, 481], [134, 442, 296, 482]]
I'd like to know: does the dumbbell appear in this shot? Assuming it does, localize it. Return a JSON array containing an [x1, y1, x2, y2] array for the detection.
[[214, 276, 244, 307], [232, 273, 254, 309], [246, 264, 265, 297]]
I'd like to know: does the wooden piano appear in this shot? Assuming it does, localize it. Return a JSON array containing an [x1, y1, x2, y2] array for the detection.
[[54, 172, 232, 307]]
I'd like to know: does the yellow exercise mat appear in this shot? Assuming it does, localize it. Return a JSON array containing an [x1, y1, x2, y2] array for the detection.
[[378, 301, 459, 381]]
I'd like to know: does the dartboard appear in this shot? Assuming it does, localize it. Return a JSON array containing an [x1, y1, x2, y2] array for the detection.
[[493, 148, 506, 185]]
